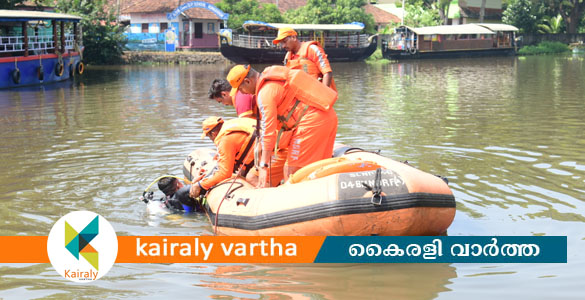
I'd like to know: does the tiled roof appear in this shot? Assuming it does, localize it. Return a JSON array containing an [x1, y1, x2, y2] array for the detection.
[[259, 0, 306, 13], [364, 4, 400, 25], [121, 0, 222, 19], [120, 0, 306, 14]]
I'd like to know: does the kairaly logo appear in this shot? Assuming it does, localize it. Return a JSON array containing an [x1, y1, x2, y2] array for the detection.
[[47, 211, 118, 282]]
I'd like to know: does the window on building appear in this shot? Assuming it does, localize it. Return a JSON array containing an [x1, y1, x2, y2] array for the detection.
[[160, 23, 168, 32], [207, 23, 214, 33], [141, 23, 148, 33]]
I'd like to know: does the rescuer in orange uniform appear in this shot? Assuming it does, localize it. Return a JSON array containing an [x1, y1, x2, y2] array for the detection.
[[207, 79, 288, 187], [226, 64, 338, 188], [273, 27, 336, 91], [189, 116, 258, 198]]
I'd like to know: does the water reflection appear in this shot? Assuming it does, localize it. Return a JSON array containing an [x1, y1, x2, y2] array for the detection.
[[197, 263, 456, 299]]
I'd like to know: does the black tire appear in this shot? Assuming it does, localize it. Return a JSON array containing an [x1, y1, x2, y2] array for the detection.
[[11, 68, 20, 84], [37, 65, 44, 81], [76, 61, 84, 75], [55, 62, 64, 77]]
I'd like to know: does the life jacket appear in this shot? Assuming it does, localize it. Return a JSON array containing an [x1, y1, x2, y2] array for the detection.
[[214, 118, 257, 173], [256, 65, 337, 152], [285, 41, 337, 91]]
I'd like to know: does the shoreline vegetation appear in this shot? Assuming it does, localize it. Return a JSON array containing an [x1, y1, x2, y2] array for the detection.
[[518, 41, 571, 55], [365, 49, 391, 64]]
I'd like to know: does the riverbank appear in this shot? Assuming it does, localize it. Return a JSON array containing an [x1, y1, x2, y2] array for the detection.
[[122, 51, 229, 64]]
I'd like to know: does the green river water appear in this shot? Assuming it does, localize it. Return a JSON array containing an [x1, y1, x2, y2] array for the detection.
[[0, 54, 584, 299]]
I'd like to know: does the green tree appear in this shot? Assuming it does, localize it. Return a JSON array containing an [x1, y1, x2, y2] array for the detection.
[[404, 1, 441, 27], [502, 0, 538, 33], [404, 0, 450, 25], [0, 0, 25, 9], [539, 0, 585, 34], [437, 0, 452, 25], [538, 14, 564, 33], [216, 0, 283, 29], [53, 0, 126, 65], [283, 0, 376, 33], [1, 0, 44, 9]]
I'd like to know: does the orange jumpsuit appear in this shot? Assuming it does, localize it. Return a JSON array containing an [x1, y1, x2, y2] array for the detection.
[[286, 41, 336, 91], [200, 126, 255, 190], [257, 80, 337, 168]]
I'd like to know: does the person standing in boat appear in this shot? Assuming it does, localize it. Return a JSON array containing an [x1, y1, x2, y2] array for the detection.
[[226, 64, 338, 188], [189, 116, 259, 198], [207, 79, 257, 119], [273, 27, 336, 91]]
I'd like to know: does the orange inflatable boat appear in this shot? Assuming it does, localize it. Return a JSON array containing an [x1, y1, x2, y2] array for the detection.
[[183, 147, 456, 236]]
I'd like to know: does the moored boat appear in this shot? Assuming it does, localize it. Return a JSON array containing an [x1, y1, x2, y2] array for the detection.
[[382, 23, 518, 60], [219, 21, 378, 64], [183, 147, 456, 236], [0, 10, 84, 89]]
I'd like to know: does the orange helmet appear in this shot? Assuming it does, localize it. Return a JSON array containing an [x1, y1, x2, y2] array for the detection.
[[201, 116, 224, 138]]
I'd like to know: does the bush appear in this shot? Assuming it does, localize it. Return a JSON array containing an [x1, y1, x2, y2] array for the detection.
[[518, 41, 570, 55], [365, 48, 390, 64]]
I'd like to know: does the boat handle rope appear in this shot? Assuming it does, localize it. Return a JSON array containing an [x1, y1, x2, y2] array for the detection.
[[213, 167, 245, 235], [362, 168, 383, 205]]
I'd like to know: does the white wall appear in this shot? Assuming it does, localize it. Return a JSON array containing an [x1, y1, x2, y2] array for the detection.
[[128, 13, 221, 35]]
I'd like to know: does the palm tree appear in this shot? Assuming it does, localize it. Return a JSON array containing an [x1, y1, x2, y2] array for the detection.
[[479, 0, 487, 23], [538, 14, 564, 34]]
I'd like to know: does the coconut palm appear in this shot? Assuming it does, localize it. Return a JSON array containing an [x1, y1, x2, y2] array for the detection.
[[538, 14, 564, 34]]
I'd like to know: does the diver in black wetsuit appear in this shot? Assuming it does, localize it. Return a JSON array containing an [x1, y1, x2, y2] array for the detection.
[[157, 177, 201, 212]]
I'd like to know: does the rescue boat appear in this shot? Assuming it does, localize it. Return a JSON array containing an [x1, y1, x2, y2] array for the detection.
[[183, 147, 456, 236]]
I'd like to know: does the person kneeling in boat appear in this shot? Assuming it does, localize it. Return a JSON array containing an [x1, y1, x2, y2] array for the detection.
[[227, 65, 338, 188], [208, 78, 289, 187], [189, 116, 258, 198], [157, 177, 201, 212]]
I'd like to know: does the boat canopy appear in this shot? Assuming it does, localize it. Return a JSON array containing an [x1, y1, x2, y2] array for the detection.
[[242, 21, 365, 32], [0, 9, 82, 22], [475, 23, 519, 32], [402, 24, 496, 36]]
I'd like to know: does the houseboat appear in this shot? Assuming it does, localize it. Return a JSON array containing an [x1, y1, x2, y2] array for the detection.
[[382, 23, 518, 60], [219, 21, 378, 64], [1, 10, 83, 89]]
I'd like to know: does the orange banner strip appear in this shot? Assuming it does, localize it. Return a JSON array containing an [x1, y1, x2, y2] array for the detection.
[[0, 236, 325, 264], [116, 236, 325, 263], [0, 236, 49, 263]]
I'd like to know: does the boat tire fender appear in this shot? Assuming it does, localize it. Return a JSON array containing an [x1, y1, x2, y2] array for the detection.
[[37, 65, 44, 81], [11, 68, 21, 84], [76, 61, 84, 75], [55, 62, 64, 77]]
